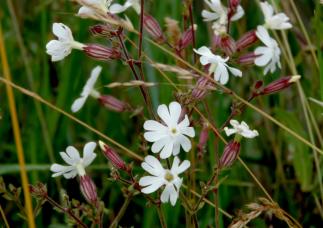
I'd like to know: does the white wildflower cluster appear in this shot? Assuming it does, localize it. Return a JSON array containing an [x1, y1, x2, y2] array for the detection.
[[140, 101, 195, 206], [196, 0, 292, 85]]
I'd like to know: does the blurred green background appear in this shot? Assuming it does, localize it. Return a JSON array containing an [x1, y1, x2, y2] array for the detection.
[[0, 0, 322, 227]]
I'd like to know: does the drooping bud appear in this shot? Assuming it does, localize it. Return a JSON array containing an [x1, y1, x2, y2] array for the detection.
[[237, 52, 258, 65], [79, 175, 98, 206], [236, 30, 258, 51], [99, 141, 127, 170], [259, 75, 301, 96], [213, 34, 236, 56], [143, 14, 165, 43], [197, 122, 210, 159], [83, 44, 121, 61], [177, 25, 197, 50], [192, 76, 215, 100], [98, 95, 130, 112], [219, 140, 240, 168], [90, 24, 120, 38]]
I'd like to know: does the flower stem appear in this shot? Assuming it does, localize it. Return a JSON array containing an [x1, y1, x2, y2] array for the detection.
[[138, 0, 144, 59], [109, 195, 133, 228], [156, 204, 167, 228]]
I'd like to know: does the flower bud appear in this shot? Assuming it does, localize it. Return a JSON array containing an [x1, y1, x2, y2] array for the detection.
[[197, 123, 209, 158], [192, 77, 214, 101], [177, 25, 197, 50], [213, 34, 236, 56], [237, 52, 258, 65], [219, 140, 240, 168], [80, 175, 98, 205], [90, 24, 120, 37], [98, 95, 130, 112], [259, 75, 301, 96], [143, 14, 165, 43], [83, 44, 121, 61], [236, 30, 258, 51], [99, 141, 127, 170]]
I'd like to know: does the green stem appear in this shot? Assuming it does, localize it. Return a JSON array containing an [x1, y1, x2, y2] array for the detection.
[[109, 195, 133, 228], [156, 205, 167, 228]]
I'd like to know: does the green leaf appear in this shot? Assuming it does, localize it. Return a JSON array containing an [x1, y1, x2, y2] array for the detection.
[[275, 109, 313, 192]]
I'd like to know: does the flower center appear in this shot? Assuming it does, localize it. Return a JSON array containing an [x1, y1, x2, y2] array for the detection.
[[164, 170, 174, 182], [75, 161, 86, 177], [171, 128, 177, 134]]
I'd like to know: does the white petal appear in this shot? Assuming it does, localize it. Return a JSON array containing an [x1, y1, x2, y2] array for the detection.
[[83, 142, 97, 166], [174, 160, 190, 175], [144, 120, 167, 131], [144, 131, 167, 142], [141, 178, 165, 194], [224, 127, 237, 136], [109, 3, 128, 14], [141, 155, 164, 176], [231, 5, 244, 21], [81, 66, 102, 97], [202, 10, 220, 21], [241, 129, 259, 138], [178, 135, 192, 152], [256, 26, 272, 47], [151, 137, 170, 153], [71, 96, 87, 113], [66, 146, 81, 163], [172, 143, 181, 156], [59, 152, 74, 165], [52, 23, 73, 41], [160, 141, 174, 159], [160, 184, 171, 203], [169, 187, 179, 206], [227, 66, 242, 77], [260, 2, 274, 20], [229, 119, 240, 127], [215, 63, 229, 85], [169, 102, 182, 124], [78, 6, 96, 18], [62, 169, 78, 179], [157, 104, 172, 126]]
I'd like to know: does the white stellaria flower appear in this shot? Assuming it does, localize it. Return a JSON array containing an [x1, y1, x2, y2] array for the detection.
[[143, 102, 195, 159], [224, 120, 259, 139], [46, 23, 85, 62], [202, 0, 244, 35], [194, 46, 242, 85], [254, 26, 281, 75], [260, 1, 292, 30], [139, 155, 190, 206], [71, 66, 102, 113], [50, 142, 97, 179]]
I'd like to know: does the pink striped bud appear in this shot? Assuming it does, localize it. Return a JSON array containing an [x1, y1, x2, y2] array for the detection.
[[80, 175, 98, 205], [219, 140, 240, 168], [83, 44, 121, 61], [143, 14, 165, 43], [177, 25, 196, 50], [236, 30, 258, 51], [197, 123, 210, 159], [259, 75, 301, 96], [237, 52, 258, 65], [192, 77, 214, 100], [99, 95, 129, 112], [99, 141, 127, 170], [213, 34, 236, 56]]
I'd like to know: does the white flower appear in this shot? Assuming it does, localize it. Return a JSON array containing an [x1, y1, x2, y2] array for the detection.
[[224, 120, 259, 139], [143, 102, 195, 159], [202, 0, 244, 35], [109, 0, 140, 14], [46, 23, 85, 62], [260, 1, 292, 30], [194, 46, 242, 85], [71, 66, 102, 113], [254, 26, 281, 75], [139, 155, 190, 206], [77, 0, 140, 18], [50, 142, 97, 179]]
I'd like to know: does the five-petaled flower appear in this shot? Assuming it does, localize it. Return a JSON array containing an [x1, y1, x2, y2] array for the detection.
[[46, 23, 85, 62], [254, 26, 281, 75], [224, 120, 259, 139], [139, 155, 190, 206], [71, 66, 102, 113], [143, 102, 195, 159], [202, 0, 244, 35], [194, 46, 242, 85], [260, 1, 292, 30], [50, 142, 97, 178]]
